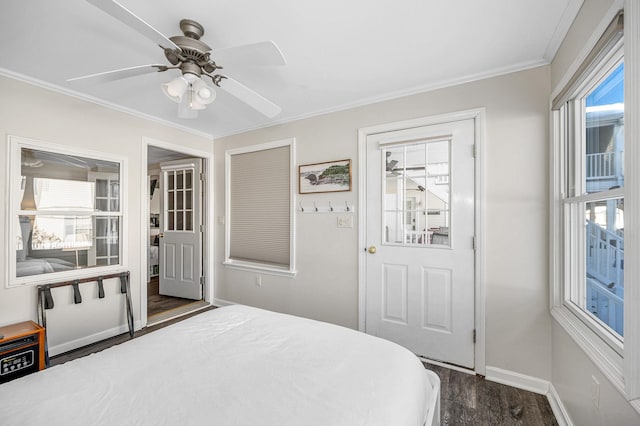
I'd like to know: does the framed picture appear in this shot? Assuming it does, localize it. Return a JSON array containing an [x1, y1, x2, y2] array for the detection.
[[299, 159, 352, 194]]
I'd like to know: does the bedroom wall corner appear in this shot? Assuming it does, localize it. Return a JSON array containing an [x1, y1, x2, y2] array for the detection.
[[0, 75, 213, 352]]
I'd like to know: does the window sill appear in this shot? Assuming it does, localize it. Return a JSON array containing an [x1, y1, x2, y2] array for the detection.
[[551, 305, 625, 396], [8, 265, 128, 288], [223, 260, 297, 278]]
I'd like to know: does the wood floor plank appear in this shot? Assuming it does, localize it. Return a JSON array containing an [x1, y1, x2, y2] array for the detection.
[[424, 363, 558, 425]]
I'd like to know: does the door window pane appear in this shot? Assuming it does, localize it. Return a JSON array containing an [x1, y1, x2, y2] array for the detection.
[[383, 140, 450, 246]]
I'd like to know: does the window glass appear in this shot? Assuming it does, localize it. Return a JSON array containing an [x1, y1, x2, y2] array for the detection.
[[584, 62, 624, 194], [564, 57, 624, 339], [15, 147, 122, 278], [383, 140, 450, 246]]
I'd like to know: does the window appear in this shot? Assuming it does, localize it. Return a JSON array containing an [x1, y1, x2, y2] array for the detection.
[[224, 138, 296, 276], [8, 137, 124, 286], [561, 55, 625, 345], [551, 9, 634, 392]]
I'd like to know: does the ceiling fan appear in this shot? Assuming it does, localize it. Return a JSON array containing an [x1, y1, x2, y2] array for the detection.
[[67, 0, 285, 119]]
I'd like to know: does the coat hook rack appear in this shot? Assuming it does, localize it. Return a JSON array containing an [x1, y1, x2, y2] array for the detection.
[[298, 200, 354, 214]]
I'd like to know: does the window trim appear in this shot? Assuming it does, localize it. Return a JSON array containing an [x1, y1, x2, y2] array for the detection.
[[223, 138, 297, 277], [6, 135, 128, 287], [551, 3, 640, 409]]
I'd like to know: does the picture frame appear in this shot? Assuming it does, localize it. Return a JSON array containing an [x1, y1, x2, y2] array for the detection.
[[299, 159, 352, 194]]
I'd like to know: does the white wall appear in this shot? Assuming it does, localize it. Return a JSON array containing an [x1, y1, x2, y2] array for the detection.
[[552, 324, 640, 424], [215, 66, 553, 380], [549, 0, 640, 423], [0, 76, 212, 352]]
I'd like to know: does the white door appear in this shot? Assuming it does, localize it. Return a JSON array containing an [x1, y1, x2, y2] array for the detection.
[[365, 119, 476, 368], [159, 158, 203, 300]]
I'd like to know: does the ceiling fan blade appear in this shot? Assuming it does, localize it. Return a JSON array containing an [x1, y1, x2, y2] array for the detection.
[[219, 76, 282, 118], [214, 41, 286, 67], [87, 0, 180, 50], [67, 64, 166, 83]]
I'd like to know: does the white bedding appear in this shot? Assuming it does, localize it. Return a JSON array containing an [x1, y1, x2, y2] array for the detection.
[[0, 305, 440, 426]]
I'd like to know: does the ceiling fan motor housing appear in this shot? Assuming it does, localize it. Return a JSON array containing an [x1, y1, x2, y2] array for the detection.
[[166, 19, 217, 78], [180, 19, 205, 40]]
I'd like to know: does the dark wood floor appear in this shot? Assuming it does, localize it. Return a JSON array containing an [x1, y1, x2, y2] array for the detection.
[[51, 308, 557, 425], [147, 276, 199, 317], [425, 363, 558, 425]]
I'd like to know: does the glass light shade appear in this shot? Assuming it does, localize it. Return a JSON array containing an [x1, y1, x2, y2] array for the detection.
[[191, 78, 216, 105], [161, 76, 189, 103]]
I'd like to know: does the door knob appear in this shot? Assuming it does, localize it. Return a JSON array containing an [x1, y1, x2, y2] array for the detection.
[[159, 233, 164, 238], [367, 246, 377, 254]]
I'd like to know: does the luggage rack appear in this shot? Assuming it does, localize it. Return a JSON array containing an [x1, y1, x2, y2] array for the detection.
[[36, 271, 134, 366]]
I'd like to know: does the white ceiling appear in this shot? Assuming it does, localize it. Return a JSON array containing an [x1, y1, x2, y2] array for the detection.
[[0, 0, 582, 139]]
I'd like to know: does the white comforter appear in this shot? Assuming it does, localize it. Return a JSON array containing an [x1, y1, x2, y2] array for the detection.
[[0, 305, 438, 425]]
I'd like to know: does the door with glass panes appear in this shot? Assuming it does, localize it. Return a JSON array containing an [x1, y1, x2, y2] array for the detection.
[[159, 159, 203, 300], [88, 172, 120, 267], [364, 119, 476, 368]]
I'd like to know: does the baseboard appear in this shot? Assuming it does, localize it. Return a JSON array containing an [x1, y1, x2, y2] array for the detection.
[[485, 366, 550, 395], [212, 297, 235, 307], [547, 383, 574, 426], [48, 320, 143, 356]]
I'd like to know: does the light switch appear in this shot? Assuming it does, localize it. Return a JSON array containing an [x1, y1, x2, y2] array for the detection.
[[337, 215, 353, 228]]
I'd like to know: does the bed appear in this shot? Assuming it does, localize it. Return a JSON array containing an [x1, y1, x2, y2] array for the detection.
[[0, 305, 440, 425], [16, 257, 76, 277]]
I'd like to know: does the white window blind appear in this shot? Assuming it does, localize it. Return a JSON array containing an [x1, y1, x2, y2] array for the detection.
[[229, 145, 290, 266]]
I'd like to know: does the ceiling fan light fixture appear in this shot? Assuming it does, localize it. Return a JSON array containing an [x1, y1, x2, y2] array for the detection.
[[191, 78, 216, 105], [161, 76, 189, 102]]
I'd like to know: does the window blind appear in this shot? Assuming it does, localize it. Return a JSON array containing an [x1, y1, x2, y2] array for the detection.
[[552, 11, 623, 110], [229, 145, 290, 266]]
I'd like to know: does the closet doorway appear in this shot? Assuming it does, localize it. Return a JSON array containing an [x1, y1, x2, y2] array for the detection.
[[147, 145, 208, 324]]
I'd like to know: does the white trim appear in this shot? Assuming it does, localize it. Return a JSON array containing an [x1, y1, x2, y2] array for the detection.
[[543, 0, 585, 63], [140, 137, 215, 328], [222, 260, 297, 277], [6, 135, 128, 288], [212, 298, 235, 307], [485, 366, 550, 395], [357, 108, 486, 375], [547, 383, 574, 426], [0, 68, 212, 140], [224, 138, 297, 275], [48, 320, 143, 357], [624, 0, 640, 405]]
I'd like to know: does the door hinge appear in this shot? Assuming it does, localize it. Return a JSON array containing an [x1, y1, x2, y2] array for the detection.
[[200, 172, 205, 181], [472, 144, 477, 158], [473, 329, 476, 344], [472, 236, 476, 250], [200, 276, 205, 286], [200, 224, 205, 232]]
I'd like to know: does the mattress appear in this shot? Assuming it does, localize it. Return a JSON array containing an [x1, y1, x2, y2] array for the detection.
[[0, 305, 440, 426]]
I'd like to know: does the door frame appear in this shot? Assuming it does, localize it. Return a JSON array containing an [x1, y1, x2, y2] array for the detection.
[[357, 108, 486, 375], [140, 137, 214, 327]]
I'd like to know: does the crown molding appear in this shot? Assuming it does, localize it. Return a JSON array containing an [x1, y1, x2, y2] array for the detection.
[[0, 67, 213, 140]]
